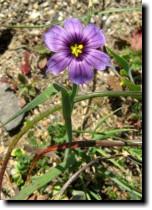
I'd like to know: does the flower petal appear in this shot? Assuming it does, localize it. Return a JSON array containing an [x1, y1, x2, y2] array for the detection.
[[44, 25, 70, 52], [82, 24, 106, 48], [84, 49, 111, 70], [68, 58, 93, 85], [64, 18, 83, 42], [47, 52, 72, 74]]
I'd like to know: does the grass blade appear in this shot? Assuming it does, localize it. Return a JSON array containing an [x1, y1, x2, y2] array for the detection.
[[10, 153, 76, 200], [106, 47, 133, 82], [101, 168, 142, 198], [96, 148, 126, 173], [92, 107, 123, 138]]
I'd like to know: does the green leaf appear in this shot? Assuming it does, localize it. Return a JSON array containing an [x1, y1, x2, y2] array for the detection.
[[121, 78, 141, 91], [34, 45, 50, 54], [89, 191, 101, 200], [18, 74, 28, 84], [11, 149, 24, 157], [93, 128, 134, 140], [71, 190, 86, 200], [53, 83, 73, 160], [106, 47, 134, 83], [92, 107, 122, 138], [0, 85, 58, 128], [95, 148, 126, 173], [10, 153, 76, 200], [124, 147, 142, 166], [121, 78, 142, 100], [102, 168, 142, 198], [75, 91, 142, 102]]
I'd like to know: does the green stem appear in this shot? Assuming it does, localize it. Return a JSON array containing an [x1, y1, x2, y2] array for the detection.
[[70, 84, 78, 109], [1, 7, 142, 29], [75, 91, 142, 102], [64, 84, 78, 161]]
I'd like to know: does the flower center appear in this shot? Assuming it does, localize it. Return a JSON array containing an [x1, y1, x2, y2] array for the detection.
[[70, 44, 83, 57]]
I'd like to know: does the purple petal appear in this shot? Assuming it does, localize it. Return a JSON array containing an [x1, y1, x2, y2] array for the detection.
[[82, 24, 106, 48], [47, 52, 72, 74], [84, 49, 111, 70], [68, 58, 93, 85], [44, 25, 70, 52], [64, 18, 83, 42]]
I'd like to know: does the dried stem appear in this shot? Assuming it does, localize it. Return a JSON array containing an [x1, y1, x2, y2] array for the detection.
[[26, 139, 142, 184], [52, 154, 122, 200]]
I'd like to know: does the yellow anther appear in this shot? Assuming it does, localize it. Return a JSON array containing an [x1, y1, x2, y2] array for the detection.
[[70, 44, 83, 57], [78, 44, 83, 49]]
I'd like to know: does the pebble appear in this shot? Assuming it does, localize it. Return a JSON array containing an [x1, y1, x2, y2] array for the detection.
[[63, 2, 67, 6], [90, 17, 95, 23], [0, 83, 24, 131], [11, 4, 19, 11], [40, 2, 49, 8], [23, 0, 29, 4], [102, 16, 107, 21], [30, 11, 41, 20], [58, 16, 63, 21], [33, 3, 39, 10], [48, 10, 55, 16], [77, 3, 81, 9]]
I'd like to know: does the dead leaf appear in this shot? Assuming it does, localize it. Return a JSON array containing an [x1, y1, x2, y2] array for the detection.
[[129, 28, 142, 51]]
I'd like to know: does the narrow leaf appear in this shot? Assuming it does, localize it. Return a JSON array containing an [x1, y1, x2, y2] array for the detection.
[[106, 47, 134, 83], [10, 154, 76, 200], [96, 148, 126, 173], [101, 168, 142, 198]]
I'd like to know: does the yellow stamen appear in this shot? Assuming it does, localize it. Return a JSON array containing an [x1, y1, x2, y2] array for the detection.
[[70, 44, 83, 57]]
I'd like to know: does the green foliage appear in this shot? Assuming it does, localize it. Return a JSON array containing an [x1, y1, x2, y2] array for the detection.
[[106, 47, 133, 82], [34, 45, 51, 55], [11, 149, 32, 186], [28, 131, 50, 148], [121, 48, 142, 71], [48, 124, 66, 143], [131, 102, 142, 121], [18, 74, 38, 99], [106, 47, 142, 101], [11, 153, 77, 200]]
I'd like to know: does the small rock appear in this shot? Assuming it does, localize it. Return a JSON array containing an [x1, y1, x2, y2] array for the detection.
[[58, 16, 63, 21], [71, 0, 77, 4], [11, 4, 19, 11], [102, 16, 107, 21], [33, 3, 39, 10], [40, 2, 49, 8], [63, 2, 67, 6], [23, 0, 29, 4], [0, 83, 24, 131], [48, 10, 55, 16], [90, 17, 95, 23], [30, 11, 40, 20], [77, 3, 81, 9], [38, 57, 47, 70]]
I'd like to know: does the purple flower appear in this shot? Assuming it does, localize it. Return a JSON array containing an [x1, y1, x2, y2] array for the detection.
[[44, 18, 111, 85]]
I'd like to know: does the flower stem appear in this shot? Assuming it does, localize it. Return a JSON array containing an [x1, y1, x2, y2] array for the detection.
[[64, 84, 78, 161], [70, 84, 78, 109]]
